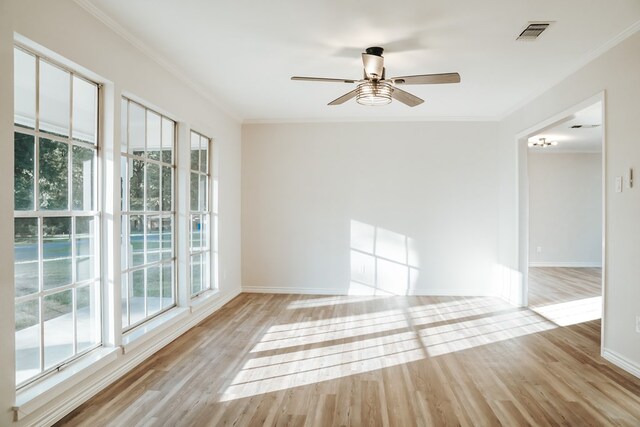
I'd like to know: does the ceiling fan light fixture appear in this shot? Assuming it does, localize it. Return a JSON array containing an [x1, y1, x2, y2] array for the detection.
[[356, 82, 393, 106]]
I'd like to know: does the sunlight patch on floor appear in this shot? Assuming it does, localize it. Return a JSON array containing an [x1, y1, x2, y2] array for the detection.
[[253, 298, 512, 352], [421, 310, 556, 356], [220, 331, 424, 402], [267, 298, 484, 334], [286, 295, 392, 309], [220, 297, 558, 402], [531, 296, 602, 326]]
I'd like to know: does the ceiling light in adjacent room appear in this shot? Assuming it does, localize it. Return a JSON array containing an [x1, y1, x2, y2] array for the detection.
[[528, 137, 558, 148]]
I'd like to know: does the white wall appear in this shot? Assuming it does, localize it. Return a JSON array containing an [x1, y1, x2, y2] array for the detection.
[[0, 1, 17, 424], [498, 30, 640, 375], [1, 1, 242, 425], [242, 121, 499, 296], [528, 152, 602, 266]]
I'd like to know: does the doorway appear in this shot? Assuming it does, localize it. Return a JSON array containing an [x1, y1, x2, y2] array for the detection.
[[517, 94, 605, 335]]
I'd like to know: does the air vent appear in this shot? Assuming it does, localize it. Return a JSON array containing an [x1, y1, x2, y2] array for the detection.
[[570, 124, 601, 129], [517, 22, 551, 41]]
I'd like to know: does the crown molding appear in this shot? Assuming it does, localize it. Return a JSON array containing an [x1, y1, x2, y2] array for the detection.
[[498, 19, 640, 121], [242, 115, 501, 125], [72, 0, 242, 123]]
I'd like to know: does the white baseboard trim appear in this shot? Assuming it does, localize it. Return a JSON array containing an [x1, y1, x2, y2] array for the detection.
[[528, 261, 602, 268], [29, 288, 242, 427], [242, 285, 495, 297], [242, 286, 343, 295], [602, 349, 640, 379]]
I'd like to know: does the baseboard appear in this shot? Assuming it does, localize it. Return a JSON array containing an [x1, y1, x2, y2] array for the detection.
[[602, 349, 640, 379], [242, 286, 343, 295], [30, 288, 242, 427], [241, 285, 495, 297], [528, 261, 602, 268]]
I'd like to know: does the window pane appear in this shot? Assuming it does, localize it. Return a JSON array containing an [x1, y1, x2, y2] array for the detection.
[[72, 145, 95, 210], [76, 216, 96, 282], [161, 216, 172, 260], [129, 215, 144, 267], [129, 102, 145, 156], [39, 138, 69, 210], [43, 290, 73, 369], [15, 299, 40, 385], [190, 132, 200, 171], [120, 99, 128, 153], [43, 217, 72, 290], [14, 48, 36, 129], [191, 253, 202, 295], [147, 215, 161, 263], [121, 273, 129, 329], [199, 174, 207, 211], [190, 172, 199, 211], [199, 141, 208, 173], [201, 215, 209, 250], [190, 215, 201, 250], [202, 251, 210, 291], [147, 266, 161, 316], [161, 166, 172, 211], [129, 158, 144, 211], [162, 264, 173, 309], [77, 284, 100, 353], [120, 157, 127, 211], [146, 111, 161, 161], [14, 132, 35, 210], [146, 163, 160, 211], [15, 218, 39, 297], [72, 76, 97, 144], [130, 269, 145, 325], [39, 60, 70, 137], [161, 117, 173, 164]]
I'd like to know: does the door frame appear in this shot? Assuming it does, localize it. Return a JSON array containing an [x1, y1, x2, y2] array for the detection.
[[515, 91, 606, 350]]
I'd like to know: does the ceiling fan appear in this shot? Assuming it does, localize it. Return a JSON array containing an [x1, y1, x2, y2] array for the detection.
[[291, 46, 461, 107]]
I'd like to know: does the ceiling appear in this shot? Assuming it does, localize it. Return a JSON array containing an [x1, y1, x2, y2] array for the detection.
[[529, 102, 602, 153], [80, 0, 640, 122]]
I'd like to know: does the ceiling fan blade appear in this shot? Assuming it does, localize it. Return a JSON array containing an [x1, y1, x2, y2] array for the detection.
[[391, 87, 424, 107], [362, 53, 384, 79], [390, 72, 461, 85], [328, 88, 358, 105], [291, 76, 357, 83]]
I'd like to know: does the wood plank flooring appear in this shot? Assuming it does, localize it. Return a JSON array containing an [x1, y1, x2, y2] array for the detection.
[[528, 267, 601, 307], [57, 293, 639, 427]]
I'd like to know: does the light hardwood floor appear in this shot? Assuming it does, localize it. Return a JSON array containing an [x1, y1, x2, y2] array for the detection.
[[528, 267, 601, 307], [57, 292, 639, 427]]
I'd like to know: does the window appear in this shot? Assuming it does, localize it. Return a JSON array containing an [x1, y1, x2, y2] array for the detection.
[[13, 46, 101, 387], [120, 98, 175, 330], [190, 131, 211, 296]]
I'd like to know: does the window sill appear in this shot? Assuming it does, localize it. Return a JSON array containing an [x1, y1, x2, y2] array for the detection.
[[190, 288, 221, 313], [121, 307, 190, 354], [13, 346, 120, 421]]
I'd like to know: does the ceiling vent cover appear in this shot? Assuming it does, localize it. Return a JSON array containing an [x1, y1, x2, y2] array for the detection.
[[570, 124, 600, 129], [517, 22, 551, 41]]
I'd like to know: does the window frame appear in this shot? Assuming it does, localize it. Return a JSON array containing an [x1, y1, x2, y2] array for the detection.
[[13, 44, 103, 389], [189, 130, 212, 298], [120, 97, 177, 332]]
